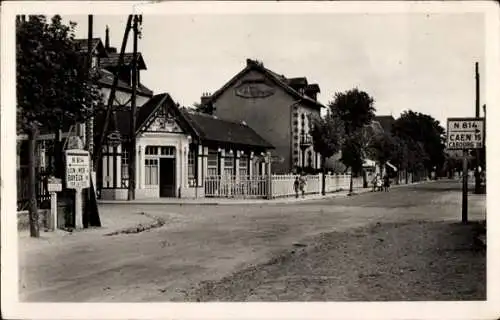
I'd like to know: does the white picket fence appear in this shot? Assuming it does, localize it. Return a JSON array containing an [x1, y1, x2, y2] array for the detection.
[[204, 175, 268, 198], [204, 173, 365, 199]]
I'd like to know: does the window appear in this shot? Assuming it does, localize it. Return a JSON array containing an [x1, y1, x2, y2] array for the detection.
[[121, 149, 129, 188], [145, 158, 158, 185], [160, 146, 175, 156], [239, 155, 248, 178], [188, 147, 197, 187], [224, 155, 234, 176], [145, 146, 158, 155], [207, 150, 218, 176]]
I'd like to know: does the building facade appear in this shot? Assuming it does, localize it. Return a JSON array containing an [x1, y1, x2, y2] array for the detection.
[[200, 59, 325, 174], [95, 93, 273, 200]]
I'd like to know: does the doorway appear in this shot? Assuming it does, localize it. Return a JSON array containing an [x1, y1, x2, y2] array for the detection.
[[159, 158, 176, 197]]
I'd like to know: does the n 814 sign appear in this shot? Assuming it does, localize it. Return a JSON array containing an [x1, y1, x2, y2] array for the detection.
[[65, 150, 90, 189], [446, 118, 485, 150]]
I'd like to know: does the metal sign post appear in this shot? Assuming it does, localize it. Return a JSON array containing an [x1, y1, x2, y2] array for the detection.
[[65, 149, 90, 229], [447, 118, 485, 224], [47, 177, 62, 230], [462, 151, 468, 224]]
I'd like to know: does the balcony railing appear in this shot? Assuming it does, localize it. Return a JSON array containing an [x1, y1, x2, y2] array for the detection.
[[300, 134, 313, 147]]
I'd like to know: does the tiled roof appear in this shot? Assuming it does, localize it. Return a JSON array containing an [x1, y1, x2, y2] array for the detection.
[[181, 110, 274, 149], [100, 53, 147, 70], [73, 38, 107, 57], [94, 93, 273, 150], [96, 68, 153, 96], [208, 59, 324, 109], [373, 115, 395, 134]]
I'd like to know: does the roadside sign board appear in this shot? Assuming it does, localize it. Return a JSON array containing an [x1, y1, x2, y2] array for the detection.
[[446, 117, 485, 150], [47, 176, 62, 193], [65, 149, 90, 189]]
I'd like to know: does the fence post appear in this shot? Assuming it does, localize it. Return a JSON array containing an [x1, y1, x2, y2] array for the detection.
[[266, 152, 272, 200]]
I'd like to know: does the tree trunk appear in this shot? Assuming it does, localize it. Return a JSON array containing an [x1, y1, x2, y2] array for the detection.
[[349, 168, 353, 194], [362, 169, 368, 188], [28, 126, 40, 238], [321, 155, 326, 195]]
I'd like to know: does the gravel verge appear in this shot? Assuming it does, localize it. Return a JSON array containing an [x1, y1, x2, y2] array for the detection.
[[184, 220, 486, 301]]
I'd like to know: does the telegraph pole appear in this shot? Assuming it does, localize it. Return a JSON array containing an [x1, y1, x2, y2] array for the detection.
[[128, 15, 140, 201], [93, 15, 133, 172], [474, 62, 481, 194]]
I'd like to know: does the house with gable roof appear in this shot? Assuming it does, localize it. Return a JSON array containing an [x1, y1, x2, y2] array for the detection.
[[17, 26, 274, 207], [94, 93, 273, 200], [199, 59, 326, 174]]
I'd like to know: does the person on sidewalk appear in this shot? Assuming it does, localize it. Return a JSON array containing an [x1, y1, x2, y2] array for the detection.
[[376, 174, 383, 192], [299, 174, 306, 198], [294, 176, 300, 198], [383, 174, 390, 192], [372, 173, 379, 192]]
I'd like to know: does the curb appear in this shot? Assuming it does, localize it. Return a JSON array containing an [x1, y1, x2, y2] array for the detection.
[[97, 180, 436, 206]]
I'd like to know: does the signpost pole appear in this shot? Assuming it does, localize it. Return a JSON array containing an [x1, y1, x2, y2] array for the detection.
[[462, 150, 468, 224], [75, 188, 83, 229], [50, 192, 57, 230]]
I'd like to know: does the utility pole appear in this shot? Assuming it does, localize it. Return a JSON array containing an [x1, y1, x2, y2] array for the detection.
[[474, 62, 481, 194], [128, 15, 140, 201], [86, 15, 94, 158], [93, 15, 133, 172]]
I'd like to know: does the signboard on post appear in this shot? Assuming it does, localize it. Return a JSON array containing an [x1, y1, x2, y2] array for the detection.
[[47, 177, 62, 193], [446, 118, 485, 150], [446, 117, 485, 225], [65, 149, 90, 229], [65, 150, 90, 190]]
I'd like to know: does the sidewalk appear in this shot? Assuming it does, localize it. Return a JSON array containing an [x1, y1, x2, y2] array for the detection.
[[98, 180, 433, 206]]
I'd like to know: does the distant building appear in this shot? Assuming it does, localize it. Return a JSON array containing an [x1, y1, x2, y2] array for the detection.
[[199, 59, 325, 174]]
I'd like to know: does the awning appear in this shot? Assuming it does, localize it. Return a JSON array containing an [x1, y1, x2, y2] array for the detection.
[[386, 161, 398, 172]]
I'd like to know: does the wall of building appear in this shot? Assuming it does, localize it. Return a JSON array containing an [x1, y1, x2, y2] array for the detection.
[[213, 69, 315, 173]]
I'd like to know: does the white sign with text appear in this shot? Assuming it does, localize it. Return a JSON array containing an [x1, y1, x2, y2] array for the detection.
[[65, 149, 90, 189], [446, 118, 485, 150]]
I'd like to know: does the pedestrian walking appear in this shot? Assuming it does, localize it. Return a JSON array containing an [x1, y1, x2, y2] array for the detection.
[[376, 174, 383, 192], [299, 174, 306, 197], [294, 176, 300, 198], [372, 173, 379, 192], [383, 174, 390, 192]]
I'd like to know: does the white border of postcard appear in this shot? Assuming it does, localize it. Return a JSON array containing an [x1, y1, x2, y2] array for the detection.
[[2, 1, 500, 319]]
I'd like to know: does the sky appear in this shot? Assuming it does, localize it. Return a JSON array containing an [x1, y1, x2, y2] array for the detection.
[[65, 13, 485, 127]]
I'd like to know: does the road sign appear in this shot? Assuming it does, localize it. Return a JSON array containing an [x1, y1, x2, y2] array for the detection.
[[446, 117, 485, 150], [65, 149, 90, 189], [47, 176, 62, 193]]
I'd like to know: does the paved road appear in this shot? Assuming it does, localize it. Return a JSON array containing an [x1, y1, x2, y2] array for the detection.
[[19, 180, 486, 302]]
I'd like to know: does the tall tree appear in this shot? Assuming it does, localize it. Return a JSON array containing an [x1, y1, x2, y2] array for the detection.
[[309, 111, 344, 195], [17, 15, 103, 237], [329, 88, 376, 193], [392, 110, 445, 178]]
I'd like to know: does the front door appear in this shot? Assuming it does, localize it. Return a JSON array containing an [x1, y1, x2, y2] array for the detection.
[[159, 158, 176, 197]]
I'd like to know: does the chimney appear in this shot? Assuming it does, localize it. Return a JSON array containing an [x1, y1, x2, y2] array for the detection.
[[105, 25, 110, 50], [200, 92, 212, 105]]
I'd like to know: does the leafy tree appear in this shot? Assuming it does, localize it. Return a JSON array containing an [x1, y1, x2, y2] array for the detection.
[[329, 88, 376, 193], [309, 111, 344, 195], [329, 88, 376, 134], [392, 110, 445, 179], [368, 130, 395, 174], [17, 15, 103, 237]]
